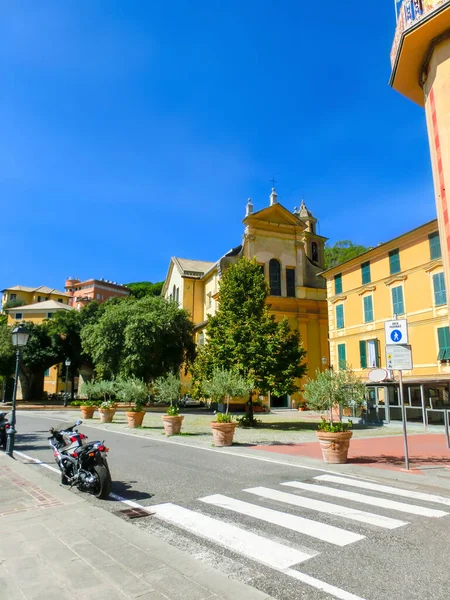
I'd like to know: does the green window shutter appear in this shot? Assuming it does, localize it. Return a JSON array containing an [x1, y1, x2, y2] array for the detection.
[[359, 340, 367, 368], [392, 286, 405, 315], [433, 272, 447, 306], [334, 274, 342, 295], [389, 249, 401, 275], [429, 232, 442, 260], [361, 261, 371, 285], [336, 304, 344, 329], [338, 344, 346, 370], [374, 339, 380, 367], [438, 326, 450, 360], [363, 295, 374, 323]]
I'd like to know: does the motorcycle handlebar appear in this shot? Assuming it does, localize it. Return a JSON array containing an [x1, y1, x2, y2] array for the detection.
[[50, 419, 82, 435]]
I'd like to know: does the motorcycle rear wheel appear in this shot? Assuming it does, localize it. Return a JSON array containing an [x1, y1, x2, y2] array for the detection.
[[93, 463, 112, 499]]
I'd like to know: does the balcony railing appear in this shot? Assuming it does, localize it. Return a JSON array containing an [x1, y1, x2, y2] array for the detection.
[[391, 0, 450, 66]]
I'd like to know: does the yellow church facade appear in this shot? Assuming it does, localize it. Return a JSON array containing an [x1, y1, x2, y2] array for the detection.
[[321, 219, 450, 424], [162, 189, 329, 408]]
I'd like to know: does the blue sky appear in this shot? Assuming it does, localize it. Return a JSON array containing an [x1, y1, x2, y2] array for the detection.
[[1, 1, 435, 289]]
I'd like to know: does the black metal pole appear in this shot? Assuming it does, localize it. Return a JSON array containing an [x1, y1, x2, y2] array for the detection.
[[6, 349, 20, 457]]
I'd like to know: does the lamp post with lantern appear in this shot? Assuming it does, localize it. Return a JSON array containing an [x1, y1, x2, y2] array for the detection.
[[63, 358, 71, 407], [6, 325, 30, 457]]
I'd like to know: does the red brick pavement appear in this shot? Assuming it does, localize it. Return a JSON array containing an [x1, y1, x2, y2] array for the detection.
[[0, 466, 63, 517], [251, 433, 450, 472]]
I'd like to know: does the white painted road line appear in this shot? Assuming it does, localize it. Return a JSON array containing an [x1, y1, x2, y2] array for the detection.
[[14, 450, 61, 474], [151, 502, 317, 568], [314, 474, 450, 507], [283, 568, 367, 600], [281, 481, 448, 518], [200, 494, 364, 546], [244, 486, 408, 530]]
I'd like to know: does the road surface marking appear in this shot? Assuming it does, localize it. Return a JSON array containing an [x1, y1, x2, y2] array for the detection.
[[283, 568, 367, 600], [281, 481, 448, 518], [14, 450, 60, 474], [314, 475, 450, 507], [244, 487, 408, 529], [199, 494, 364, 546], [151, 502, 317, 568]]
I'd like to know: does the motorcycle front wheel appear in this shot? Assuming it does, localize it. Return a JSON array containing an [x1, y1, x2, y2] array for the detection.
[[93, 461, 112, 499]]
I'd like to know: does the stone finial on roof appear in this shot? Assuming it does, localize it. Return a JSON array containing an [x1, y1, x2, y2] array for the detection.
[[246, 198, 254, 216], [270, 187, 278, 206], [299, 198, 313, 218]]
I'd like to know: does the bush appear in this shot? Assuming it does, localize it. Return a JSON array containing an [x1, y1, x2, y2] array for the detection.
[[115, 377, 148, 411], [317, 417, 352, 433], [215, 412, 233, 423], [153, 373, 181, 406], [202, 368, 252, 414], [166, 405, 180, 416], [236, 413, 259, 428]]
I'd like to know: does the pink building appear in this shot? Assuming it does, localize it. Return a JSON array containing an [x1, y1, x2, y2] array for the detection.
[[65, 277, 130, 308]]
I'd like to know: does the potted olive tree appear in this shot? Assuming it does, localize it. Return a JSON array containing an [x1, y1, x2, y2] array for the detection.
[[96, 380, 118, 424], [303, 368, 366, 464], [203, 368, 252, 447], [116, 378, 148, 428], [77, 381, 100, 419], [154, 373, 184, 436]]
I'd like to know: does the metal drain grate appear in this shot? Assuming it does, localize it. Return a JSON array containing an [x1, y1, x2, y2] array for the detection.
[[115, 507, 153, 520]]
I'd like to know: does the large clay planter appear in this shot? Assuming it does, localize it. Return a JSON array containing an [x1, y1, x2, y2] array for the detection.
[[210, 422, 237, 447], [99, 408, 116, 424], [80, 406, 95, 419], [162, 415, 184, 436], [316, 430, 353, 464], [126, 411, 145, 428]]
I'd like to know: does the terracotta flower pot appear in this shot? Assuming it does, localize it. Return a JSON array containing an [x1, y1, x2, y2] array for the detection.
[[80, 406, 95, 419], [99, 408, 116, 423], [162, 415, 184, 436], [126, 411, 145, 428], [316, 430, 353, 464], [210, 422, 237, 447]]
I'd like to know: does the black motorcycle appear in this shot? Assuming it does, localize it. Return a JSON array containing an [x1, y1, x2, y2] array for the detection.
[[0, 412, 10, 450], [48, 420, 112, 499]]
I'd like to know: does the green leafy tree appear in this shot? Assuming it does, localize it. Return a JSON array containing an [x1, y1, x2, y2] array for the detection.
[[153, 373, 181, 406], [0, 323, 15, 377], [115, 377, 148, 411], [202, 367, 252, 414], [2, 299, 26, 310], [324, 241, 370, 269], [191, 258, 307, 412], [125, 281, 164, 299], [81, 296, 195, 381], [303, 368, 366, 424]]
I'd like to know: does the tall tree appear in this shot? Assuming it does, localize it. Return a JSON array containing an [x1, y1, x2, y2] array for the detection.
[[125, 281, 164, 299], [191, 258, 307, 400], [324, 241, 370, 269], [81, 296, 195, 381]]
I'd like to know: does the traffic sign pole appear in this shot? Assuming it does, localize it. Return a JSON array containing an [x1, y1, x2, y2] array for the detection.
[[398, 369, 410, 471]]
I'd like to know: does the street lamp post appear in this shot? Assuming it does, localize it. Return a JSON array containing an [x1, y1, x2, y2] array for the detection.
[[64, 358, 71, 407], [6, 325, 30, 457]]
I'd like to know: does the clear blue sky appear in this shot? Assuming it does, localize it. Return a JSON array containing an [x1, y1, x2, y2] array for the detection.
[[1, 1, 436, 290]]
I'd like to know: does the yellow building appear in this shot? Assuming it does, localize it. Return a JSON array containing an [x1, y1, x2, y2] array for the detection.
[[390, 1, 450, 319], [5, 300, 74, 398], [162, 189, 329, 408], [322, 219, 449, 424], [1, 285, 71, 308]]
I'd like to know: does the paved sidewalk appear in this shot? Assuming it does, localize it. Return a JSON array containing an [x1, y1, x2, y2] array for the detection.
[[0, 453, 273, 600]]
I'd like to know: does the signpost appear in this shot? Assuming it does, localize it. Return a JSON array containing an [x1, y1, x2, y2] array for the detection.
[[384, 319, 411, 470]]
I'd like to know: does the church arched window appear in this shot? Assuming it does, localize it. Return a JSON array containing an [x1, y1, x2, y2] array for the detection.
[[269, 259, 281, 296], [312, 242, 319, 263]]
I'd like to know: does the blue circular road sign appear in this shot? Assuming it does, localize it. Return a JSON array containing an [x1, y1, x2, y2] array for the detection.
[[390, 329, 402, 343]]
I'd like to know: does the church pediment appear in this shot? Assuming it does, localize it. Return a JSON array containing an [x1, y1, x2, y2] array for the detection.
[[244, 203, 306, 230]]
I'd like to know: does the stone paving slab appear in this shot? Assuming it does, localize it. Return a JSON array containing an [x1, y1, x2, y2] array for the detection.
[[0, 453, 273, 600]]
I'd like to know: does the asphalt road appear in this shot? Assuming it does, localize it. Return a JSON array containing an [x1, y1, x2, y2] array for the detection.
[[13, 411, 450, 600]]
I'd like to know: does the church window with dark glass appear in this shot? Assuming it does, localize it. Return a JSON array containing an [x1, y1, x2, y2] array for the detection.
[[286, 268, 296, 297], [269, 259, 281, 296], [312, 242, 319, 263]]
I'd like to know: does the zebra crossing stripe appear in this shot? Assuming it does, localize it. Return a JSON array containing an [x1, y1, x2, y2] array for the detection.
[[314, 475, 450, 507], [244, 486, 408, 529], [281, 481, 448, 518], [199, 494, 364, 546], [150, 502, 317, 568], [283, 568, 367, 600]]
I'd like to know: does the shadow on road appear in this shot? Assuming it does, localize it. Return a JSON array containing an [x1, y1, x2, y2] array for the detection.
[[17, 432, 49, 452], [112, 480, 154, 501]]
